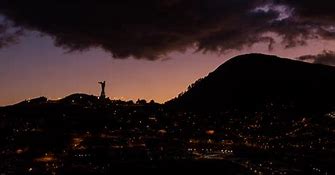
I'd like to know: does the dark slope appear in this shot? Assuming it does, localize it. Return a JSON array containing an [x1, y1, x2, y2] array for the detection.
[[166, 54, 335, 112], [58, 93, 101, 106]]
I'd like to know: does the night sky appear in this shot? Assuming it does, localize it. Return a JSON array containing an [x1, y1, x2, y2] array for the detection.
[[1, 0, 335, 105]]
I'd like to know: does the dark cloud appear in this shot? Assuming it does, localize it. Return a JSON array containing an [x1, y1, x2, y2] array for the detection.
[[0, 19, 23, 48], [297, 50, 335, 66], [276, 0, 335, 21], [274, 0, 335, 41], [0, 0, 334, 60]]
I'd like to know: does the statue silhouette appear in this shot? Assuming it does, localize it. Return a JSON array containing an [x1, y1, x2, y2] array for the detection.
[[98, 81, 106, 99]]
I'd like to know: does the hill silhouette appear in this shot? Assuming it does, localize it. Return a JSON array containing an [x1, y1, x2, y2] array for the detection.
[[166, 53, 335, 113], [58, 93, 102, 106], [0, 54, 334, 174]]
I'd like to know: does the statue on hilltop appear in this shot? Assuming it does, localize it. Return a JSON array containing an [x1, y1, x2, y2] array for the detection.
[[98, 81, 106, 99]]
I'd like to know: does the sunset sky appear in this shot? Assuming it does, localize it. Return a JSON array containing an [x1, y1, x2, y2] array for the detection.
[[1, 0, 335, 105]]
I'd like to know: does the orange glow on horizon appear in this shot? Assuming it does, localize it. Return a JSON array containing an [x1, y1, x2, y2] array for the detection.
[[1, 32, 335, 106]]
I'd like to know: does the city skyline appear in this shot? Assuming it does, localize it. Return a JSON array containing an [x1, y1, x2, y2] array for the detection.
[[0, 1, 334, 173]]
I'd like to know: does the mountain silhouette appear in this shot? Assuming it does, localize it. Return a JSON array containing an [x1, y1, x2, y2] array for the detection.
[[166, 53, 335, 113], [0, 54, 334, 174], [58, 93, 102, 105]]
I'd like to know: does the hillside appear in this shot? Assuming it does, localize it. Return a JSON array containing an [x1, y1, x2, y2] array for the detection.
[[166, 54, 335, 113]]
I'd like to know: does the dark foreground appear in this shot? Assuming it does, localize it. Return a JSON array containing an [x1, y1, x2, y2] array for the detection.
[[0, 95, 334, 174]]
